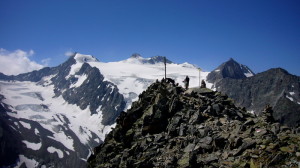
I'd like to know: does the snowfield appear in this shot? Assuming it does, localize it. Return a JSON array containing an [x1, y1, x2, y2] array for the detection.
[[91, 62, 212, 109], [1, 80, 112, 142], [0, 80, 114, 166], [64, 53, 213, 109]]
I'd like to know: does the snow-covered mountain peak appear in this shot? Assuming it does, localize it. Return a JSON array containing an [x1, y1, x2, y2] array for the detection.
[[122, 54, 172, 65], [180, 62, 198, 69], [74, 53, 98, 63], [130, 53, 142, 59], [226, 58, 254, 77], [207, 58, 255, 84], [65, 53, 98, 78], [122, 55, 146, 64]]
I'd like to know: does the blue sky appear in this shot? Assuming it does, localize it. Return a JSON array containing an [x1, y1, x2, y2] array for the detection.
[[0, 0, 300, 75]]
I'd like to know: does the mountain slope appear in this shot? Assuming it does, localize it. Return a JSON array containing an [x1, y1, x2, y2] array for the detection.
[[206, 58, 300, 126], [0, 53, 125, 167], [0, 95, 23, 167], [215, 68, 300, 126], [88, 80, 300, 167], [207, 58, 255, 84]]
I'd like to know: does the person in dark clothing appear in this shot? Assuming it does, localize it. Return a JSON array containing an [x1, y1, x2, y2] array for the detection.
[[200, 80, 206, 88], [183, 76, 190, 90]]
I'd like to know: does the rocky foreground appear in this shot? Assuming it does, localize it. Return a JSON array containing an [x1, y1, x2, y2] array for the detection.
[[88, 79, 300, 168]]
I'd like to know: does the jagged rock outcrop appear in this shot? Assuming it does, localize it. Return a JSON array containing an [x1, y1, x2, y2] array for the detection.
[[88, 80, 300, 168]]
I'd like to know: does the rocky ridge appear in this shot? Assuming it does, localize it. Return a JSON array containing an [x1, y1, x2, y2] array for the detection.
[[88, 79, 300, 168]]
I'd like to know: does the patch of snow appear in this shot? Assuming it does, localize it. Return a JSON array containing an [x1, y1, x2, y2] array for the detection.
[[240, 64, 254, 77], [19, 121, 31, 129], [70, 75, 87, 88], [22, 140, 42, 150], [180, 62, 196, 68], [244, 72, 254, 77], [66, 63, 82, 79], [214, 69, 220, 72], [15, 155, 39, 168], [289, 92, 295, 95], [74, 53, 97, 63], [47, 146, 64, 158], [94, 138, 100, 143], [247, 110, 255, 115], [121, 56, 146, 64], [286, 95, 294, 102], [49, 131, 74, 151], [14, 122, 20, 128], [66, 53, 97, 79], [34, 128, 39, 135], [39, 75, 55, 86]]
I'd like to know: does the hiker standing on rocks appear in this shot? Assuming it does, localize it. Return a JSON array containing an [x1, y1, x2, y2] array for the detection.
[[183, 76, 190, 90]]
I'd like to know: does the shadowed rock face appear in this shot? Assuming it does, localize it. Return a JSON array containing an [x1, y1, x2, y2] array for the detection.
[[207, 58, 254, 83], [0, 95, 23, 167], [212, 68, 300, 127], [88, 80, 300, 168], [207, 59, 300, 127]]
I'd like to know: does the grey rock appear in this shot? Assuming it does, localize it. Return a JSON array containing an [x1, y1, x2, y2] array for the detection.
[[184, 143, 195, 152], [88, 80, 300, 168]]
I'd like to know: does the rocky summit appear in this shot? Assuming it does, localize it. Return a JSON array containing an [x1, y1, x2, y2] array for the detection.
[[88, 79, 300, 168]]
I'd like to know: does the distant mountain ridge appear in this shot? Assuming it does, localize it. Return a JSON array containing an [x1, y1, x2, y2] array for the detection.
[[124, 53, 173, 64], [207, 58, 255, 83], [207, 59, 300, 127]]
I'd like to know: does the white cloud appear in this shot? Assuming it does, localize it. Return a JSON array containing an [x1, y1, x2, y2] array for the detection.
[[41, 58, 51, 66], [0, 48, 44, 75], [65, 50, 75, 57]]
